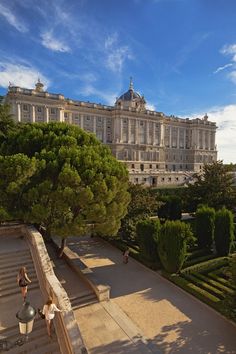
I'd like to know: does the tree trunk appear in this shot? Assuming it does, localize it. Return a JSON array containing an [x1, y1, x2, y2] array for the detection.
[[58, 238, 66, 258]]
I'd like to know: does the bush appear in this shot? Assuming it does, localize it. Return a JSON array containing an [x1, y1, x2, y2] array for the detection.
[[214, 207, 235, 256], [136, 219, 160, 262], [158, 195, 182, 220], [195, 206, 215, 249], [158, 220, 191, 273]]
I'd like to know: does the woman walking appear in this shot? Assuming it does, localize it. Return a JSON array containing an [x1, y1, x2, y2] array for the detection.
[[123, 247, 130, 264], [17, 266, 31, 301], [42, 297, 61, 337]]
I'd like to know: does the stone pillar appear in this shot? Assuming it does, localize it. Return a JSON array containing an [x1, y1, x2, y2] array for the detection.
[[177, 127, 180, 148], [146, 121, 149, 144], [68, 112, 72, 124], [160, 123, 164, 146], [93, 116, 96, 133], [80, 115, 84, 129], [31, 105, 35, 123], [169, 126, 172, 147], [153, 122, 155, 145], [120, 118, 123, 143], [45, 107, 49, 123], [183, 128, 186, 148], [135, 119, 138, 144], [103, 119, 107, 143], [208, 131, 211, 150], [127, 118, 130, 143], [17, 103, 21, 122]]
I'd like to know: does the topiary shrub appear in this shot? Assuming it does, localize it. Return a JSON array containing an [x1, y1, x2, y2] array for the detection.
[[136, 219, 160, 262], [158, 220, 192, 273], [214, 207, 235, 256], [195, 205, 215, 249]]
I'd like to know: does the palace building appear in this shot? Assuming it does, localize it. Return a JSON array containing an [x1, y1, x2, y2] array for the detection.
[[5, 79, 217, 187]]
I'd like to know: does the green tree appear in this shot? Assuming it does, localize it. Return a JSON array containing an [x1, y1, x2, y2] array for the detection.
[[0, 104, 15, 141], [158, 220, 192, 273], [186, 161, 236, 211], [158, 195, 182, 220], [136, 219, 160, 262], [214, 207, 235, 256], [195, 205, 215, 249], [119, 184, 160, 241], [0, 122, 130, 255]]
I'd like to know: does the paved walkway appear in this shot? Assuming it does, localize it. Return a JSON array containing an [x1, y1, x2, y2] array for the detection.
[[67, 236, 236, 354]]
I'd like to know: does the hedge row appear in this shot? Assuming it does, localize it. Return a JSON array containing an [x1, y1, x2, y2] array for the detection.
[[181, 257, 228, 274], [186, 248, 211, 261], [184, 254, 216, 267], [182, 273, 225, 300], [208, 271, 236, 291], [162, 272, 222, 310], [192, 272, 234, 296]]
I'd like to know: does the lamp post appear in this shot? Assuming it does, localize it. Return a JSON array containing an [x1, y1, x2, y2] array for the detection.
[[0, 301, 36, 351]]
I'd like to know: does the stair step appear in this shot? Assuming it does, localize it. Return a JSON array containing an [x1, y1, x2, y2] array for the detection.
[[0, 260, 34, 272], [0, 255, 32, 267], [0, 271, 37, 283], [0, 278, 38, 293], [0, 318, 43, 339], [0, 250, 30, 259], [0, 265, 35, 279], [0, 283, 40, 298], [70, 293, 97, 309]]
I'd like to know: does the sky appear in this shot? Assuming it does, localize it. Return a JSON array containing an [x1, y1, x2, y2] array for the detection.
[[0, 0, 236, 163]]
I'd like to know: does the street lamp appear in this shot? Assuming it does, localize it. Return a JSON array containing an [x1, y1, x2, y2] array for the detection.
[[0, 301, 36, 351], [16, 301, 36, 337]]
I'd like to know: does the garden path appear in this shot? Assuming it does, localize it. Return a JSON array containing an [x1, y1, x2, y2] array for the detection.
[[67, 235, 236, 354]]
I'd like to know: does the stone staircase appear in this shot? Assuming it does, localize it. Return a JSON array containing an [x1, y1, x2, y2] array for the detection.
[[0, 247, 61, 354], [70, 291, 97, 310]]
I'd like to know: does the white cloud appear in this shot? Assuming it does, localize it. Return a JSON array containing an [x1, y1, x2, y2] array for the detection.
[[221, 44, 236, 60], [0, 62, 50, 90], [188, 105, 236, 164], [213, 63, 233, 74], [227, 71, 236, 84], [78, 84, 117, 106], [41, 31, 71, 52], [146, 102, 156, 111], [0, 3, 28, 32], [104, 33, 133, 73]]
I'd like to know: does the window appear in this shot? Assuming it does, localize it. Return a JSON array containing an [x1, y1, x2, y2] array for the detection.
[[23, 104, 28, 111], [135, 178, 139, 183], [143, 178, 147, 182], [140, 164, 144, 171], [64, 113, 68, 118], [176, 177, 179, 181], [169, 177, 171, 182], [131, 164, 135, 169], [50, 108, 56, 114], [156, 164, 159, 169], [162, 177, 165, 182], [149, 164, 152, 169], [37, 106, 42, 112]]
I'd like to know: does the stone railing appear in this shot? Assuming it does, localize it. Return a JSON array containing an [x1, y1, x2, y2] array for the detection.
[[23, 226, 87, 354], [52, 236, 110, 302]]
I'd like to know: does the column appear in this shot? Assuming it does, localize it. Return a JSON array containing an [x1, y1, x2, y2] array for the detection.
[[31, 105, 35, 123], [169, 126, 172, 147], [80, 115, 84, 129], [135, 119, 138, 144], [152, 122, 155, 145], [183, 128, 186, 148], [177, 128, 180, 148], [93, 116, 96, 133], [146, 121, 149, 145], [103, 118, 107, 143], [160, 122, 164, 146], [17, 103, 21, 122], [45, 107, 49, 123], [127, 118, 130, 143], [60, 109, 64, 122], [120, 118, 123, 143], [68, 112, 72, 124], [208, 131, 211, 150]]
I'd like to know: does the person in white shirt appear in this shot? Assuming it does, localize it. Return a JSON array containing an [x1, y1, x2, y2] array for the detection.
[[42, 297, 61, 337]]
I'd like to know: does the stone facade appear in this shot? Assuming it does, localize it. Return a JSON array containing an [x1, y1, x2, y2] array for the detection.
[[5, 79, 217, 187]]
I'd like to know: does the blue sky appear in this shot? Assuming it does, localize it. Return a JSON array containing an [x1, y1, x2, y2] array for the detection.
[[0, 0, 236, 163]]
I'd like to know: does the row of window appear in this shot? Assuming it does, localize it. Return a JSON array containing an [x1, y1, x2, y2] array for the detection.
[[134, 176, 188, 184]]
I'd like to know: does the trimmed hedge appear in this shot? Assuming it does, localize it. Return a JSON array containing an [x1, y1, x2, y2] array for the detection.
[[184, 254, 216, 267], [192, 272, 235, 295], [182, 273, 224, 300], [215, 207, 235, 256], [195, 206, 215, 249], [162, 272, 222, 309], [136, 219, 160, 262], [181, 257, 228, 274]]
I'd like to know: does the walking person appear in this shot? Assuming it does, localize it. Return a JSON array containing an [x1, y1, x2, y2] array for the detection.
[[17, 266, 31, 302], [123, 247, 130, 264], [42, 297, 61, 337]]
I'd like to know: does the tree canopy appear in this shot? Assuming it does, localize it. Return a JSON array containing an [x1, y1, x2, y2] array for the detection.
[[186, 161, 236, 211], [0, 122, 130, 251]]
